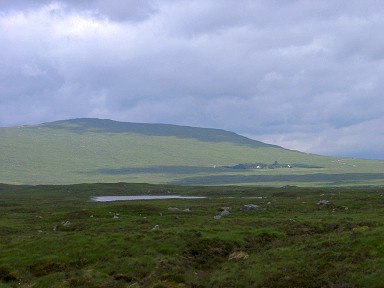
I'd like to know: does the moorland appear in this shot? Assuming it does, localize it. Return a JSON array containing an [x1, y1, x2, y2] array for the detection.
[[1, 118, 384, 287], [1, 183, 384, 287], [1, 118, 383, 186]]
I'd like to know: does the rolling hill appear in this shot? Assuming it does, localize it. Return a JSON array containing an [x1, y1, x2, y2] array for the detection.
[[1, 118, 383, 186]]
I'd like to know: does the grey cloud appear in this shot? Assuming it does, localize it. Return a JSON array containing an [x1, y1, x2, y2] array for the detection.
[[0, 0, 156, 22], [65, 0, 156, 22], [257, 118, 384, 160], [0, 0, 51, 11], [0, 1, 383, 159]]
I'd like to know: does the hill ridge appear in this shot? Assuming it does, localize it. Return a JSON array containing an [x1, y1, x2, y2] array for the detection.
[[1, 118, 383, 185], [37, 118, 279, 148]]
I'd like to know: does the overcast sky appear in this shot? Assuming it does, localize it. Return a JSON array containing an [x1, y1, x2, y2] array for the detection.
[[1, 0, 383, 160]]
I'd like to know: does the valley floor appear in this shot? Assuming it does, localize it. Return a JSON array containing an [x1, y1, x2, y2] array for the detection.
[[0, 183, 383, 287]]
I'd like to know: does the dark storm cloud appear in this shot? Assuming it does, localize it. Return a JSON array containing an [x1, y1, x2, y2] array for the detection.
[[0, 0, 383, 159]]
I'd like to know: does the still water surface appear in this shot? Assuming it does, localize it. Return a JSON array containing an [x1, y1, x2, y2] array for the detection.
[[91, 195, 206, 202]]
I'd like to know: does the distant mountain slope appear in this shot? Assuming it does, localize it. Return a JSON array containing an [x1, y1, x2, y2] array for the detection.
[[1, 118, 383, 186], [41, 118, 278, 148]]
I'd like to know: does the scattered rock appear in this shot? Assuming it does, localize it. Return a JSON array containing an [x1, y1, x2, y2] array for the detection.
[[317, 200, 331, 205], [220, 210, 230, 217], [240, 204, 261, 211], [213, 215, 222, 220], [152, 225, 160, 230], [53, 220, 71, 231], [109, 212, 120, 219], [183, 208, 191, 213], [228, 251, 249, 261], [168, 207, 179, 211], [62, 220, 71, 227], [219, 207, 231, 211]]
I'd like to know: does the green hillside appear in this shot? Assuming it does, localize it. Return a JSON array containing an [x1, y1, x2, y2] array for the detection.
[[1, 118, 383, 186]]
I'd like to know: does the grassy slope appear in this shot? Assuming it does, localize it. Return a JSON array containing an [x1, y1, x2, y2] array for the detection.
[[0, 118, 383, 185]]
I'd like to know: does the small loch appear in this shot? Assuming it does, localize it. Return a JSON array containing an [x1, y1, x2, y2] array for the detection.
[[91, 195, 206, 202]]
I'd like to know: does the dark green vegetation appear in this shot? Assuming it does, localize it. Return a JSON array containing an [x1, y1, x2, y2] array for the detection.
[[1, 183, 384, 287], [1, 118, 383, 186]]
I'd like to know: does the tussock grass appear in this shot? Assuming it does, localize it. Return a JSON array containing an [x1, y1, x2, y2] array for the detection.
[[0, 183, 383, 287]]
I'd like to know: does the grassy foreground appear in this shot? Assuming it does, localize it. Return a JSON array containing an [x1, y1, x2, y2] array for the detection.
[[1, 183, 384, 287]]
